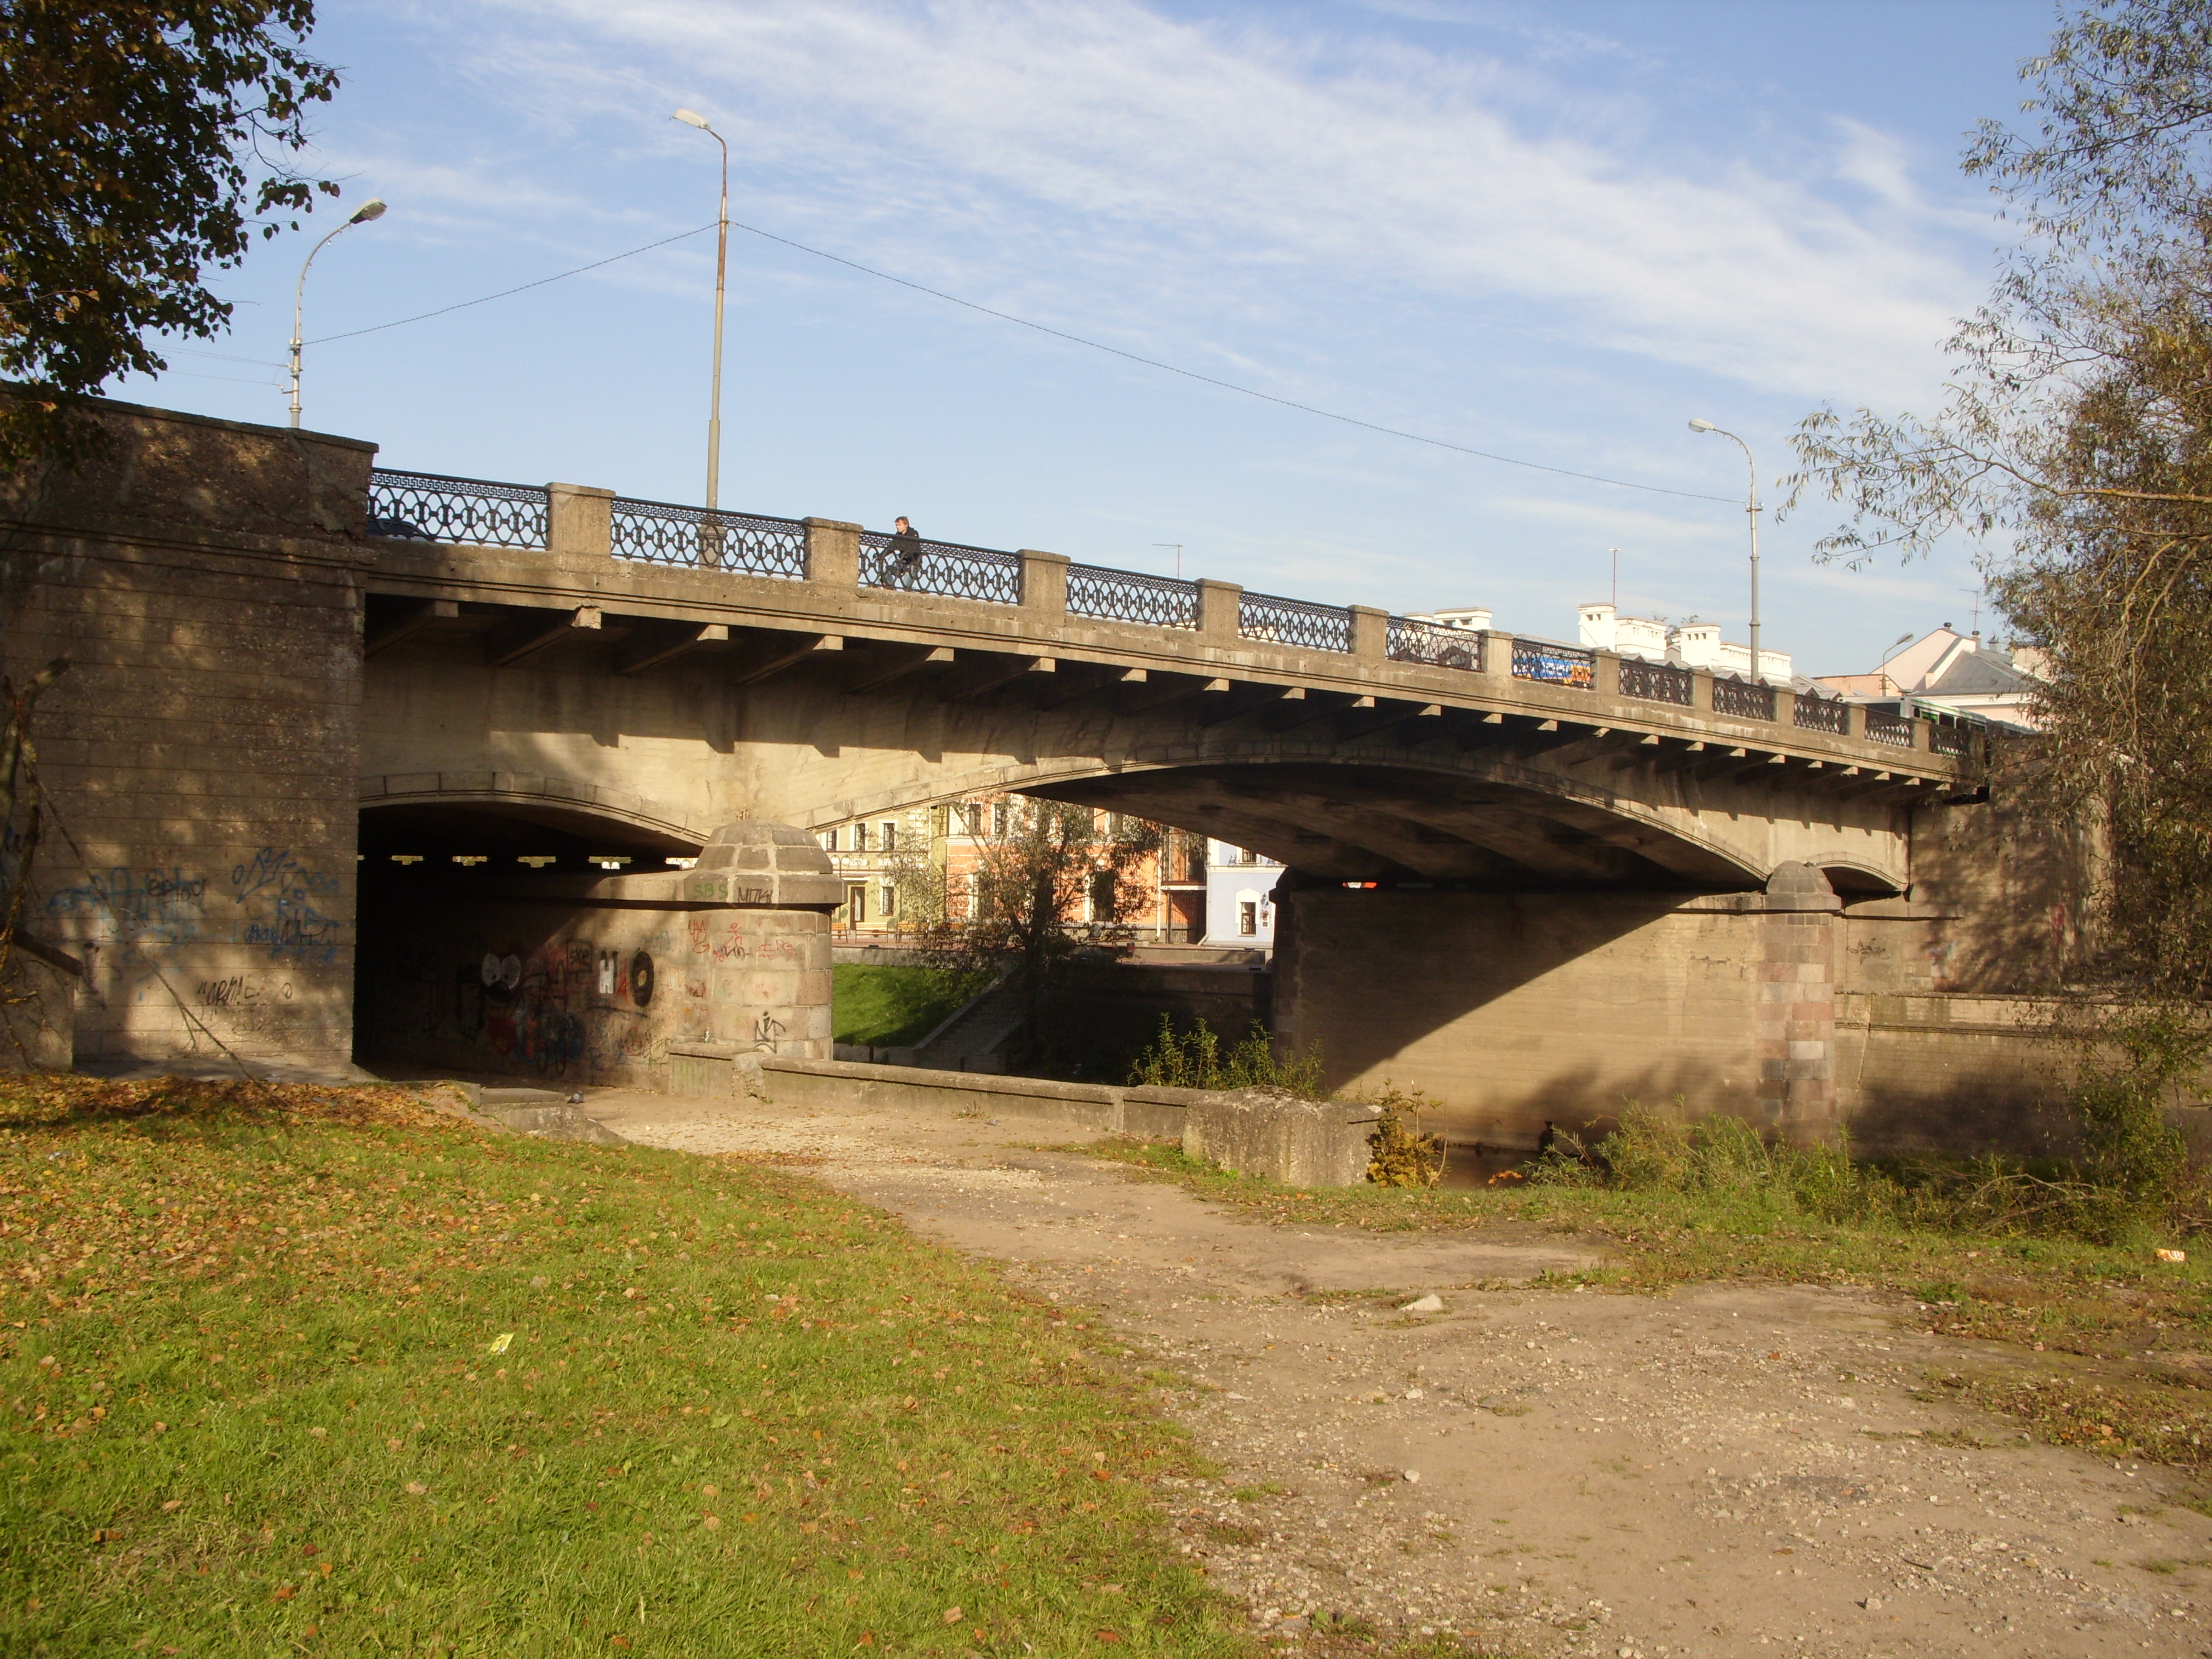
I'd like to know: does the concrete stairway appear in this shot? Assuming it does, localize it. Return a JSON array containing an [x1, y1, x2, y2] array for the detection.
[[910, 976, 1027, 1073]]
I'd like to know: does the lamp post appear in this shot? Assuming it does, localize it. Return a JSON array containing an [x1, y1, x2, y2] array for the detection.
[[287, 198, 386, 430], [1689, 418, 1762, 683], [674, 108, 730, 511]]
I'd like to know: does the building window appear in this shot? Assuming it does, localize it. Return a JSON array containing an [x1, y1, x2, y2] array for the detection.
[[880, 821, 897, 853], [992, 802, 1011, 838], [819, 828, 837, 853], [846, 883, 867, 923], [880, 882, 897, 917], [1238, 900, 1258, 936], [852, 822, 868, 853], [931, 803, 951, 837]]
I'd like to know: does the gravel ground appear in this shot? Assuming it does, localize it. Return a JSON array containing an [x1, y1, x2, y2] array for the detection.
[[588, 1089, 2212, 1659]]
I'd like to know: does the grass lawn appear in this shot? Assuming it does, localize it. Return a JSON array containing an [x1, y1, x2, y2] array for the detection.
[[1087, 1141, 2212, 1486], [833, 967, 990, 1050], [0, 1077, 1248, 1658]]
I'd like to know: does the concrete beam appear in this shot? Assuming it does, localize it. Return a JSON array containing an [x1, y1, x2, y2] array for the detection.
[[486, 605, 602, 668], [365, 598, 458, 659], [1116, 672, 1230, 716], [617, 621, 730, 676], [943, 652, 1055, 703], [845, 643, 955, 694], [730, 631, 842, 686], [1034, 662, 1142, 711], [1200, 684, 1304, 730], [1336, 700, 1443, 743]]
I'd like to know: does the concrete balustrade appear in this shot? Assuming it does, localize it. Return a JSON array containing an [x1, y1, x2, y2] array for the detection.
[[1349, 605, 1387, 661], [802, 517, 860, 588], [1196, 578, 1243, 644], [546, 483, 614, 558], [1018, 549, 1070, 617]]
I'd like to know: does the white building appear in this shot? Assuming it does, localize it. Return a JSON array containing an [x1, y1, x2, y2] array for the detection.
[[1204, 841, 1281, 947], [1577, 604, 1792, 682]]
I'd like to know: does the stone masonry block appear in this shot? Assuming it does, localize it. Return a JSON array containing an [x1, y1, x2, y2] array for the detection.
[[1182, 1091, 1379, 1187]]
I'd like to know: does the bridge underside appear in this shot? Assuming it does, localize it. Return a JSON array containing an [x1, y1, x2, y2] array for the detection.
[[1023, 759, 1761, 888]]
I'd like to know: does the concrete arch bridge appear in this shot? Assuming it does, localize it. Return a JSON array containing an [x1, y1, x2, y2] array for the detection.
[[4, 406, 2077, 1158]]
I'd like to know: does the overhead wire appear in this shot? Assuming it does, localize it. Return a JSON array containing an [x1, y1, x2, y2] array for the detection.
[[304, 214, 1735, 505]]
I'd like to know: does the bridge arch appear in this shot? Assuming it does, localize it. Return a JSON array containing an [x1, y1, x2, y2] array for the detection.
[[798, 742, 1862, 890], [358, 773, 710, 863]]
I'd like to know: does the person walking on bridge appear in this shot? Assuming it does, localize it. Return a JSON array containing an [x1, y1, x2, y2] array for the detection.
[[886, 517, 923, 585]]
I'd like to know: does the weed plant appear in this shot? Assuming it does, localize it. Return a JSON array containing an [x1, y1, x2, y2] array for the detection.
[[1362, 1086, 1446, 1189], [1533, 1100, 2210, 1247], [1126, 1017, 1324, 1099]]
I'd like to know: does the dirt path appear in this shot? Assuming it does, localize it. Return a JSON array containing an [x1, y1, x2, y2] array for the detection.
[[588, 1088, 2212, 1659]]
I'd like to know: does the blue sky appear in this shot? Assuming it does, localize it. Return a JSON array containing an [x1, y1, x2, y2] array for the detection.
[[117, 0, 2059, 674]]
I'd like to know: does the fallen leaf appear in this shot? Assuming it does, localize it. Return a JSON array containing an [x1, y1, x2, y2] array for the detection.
[[273, 1585, 295, 1601], [702, 1515, 720, 1530], [942, 1606, 965, 1624], [307, 1426, 329, 1439], [406, 1482, 428, 1496], [1095, 1631, 1121, 1644], [488, 1333, 514, 1355], [160, 1500, 183, 1513], [387, 1439, 403, 1451]]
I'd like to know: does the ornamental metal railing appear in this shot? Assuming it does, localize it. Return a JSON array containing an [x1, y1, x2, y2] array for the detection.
[[1067, 564, 1200, 629], [367, 469, 547, 549], [1238, 591, 1353, 652], [857, 529, 1022, 605], [1511, 637, 1595, 689], [1711, 675, 1777, 720], [1386, 615, 1481, 671], [1618, 657, 1693, 706], [1792, 693, 1851, 736], [609, 497, 808, 579], [1865, 708, 1916, 748], [1928, 720, 1975, 758]]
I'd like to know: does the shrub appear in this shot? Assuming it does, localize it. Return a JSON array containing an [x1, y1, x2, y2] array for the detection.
[[1365, 1083, 1446, 1188], [1127, 1015, 1324, 1099]]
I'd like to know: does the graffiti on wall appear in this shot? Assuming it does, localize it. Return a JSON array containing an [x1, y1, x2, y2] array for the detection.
[[43, 845, 345, 969], [46, 868, 209, 943]]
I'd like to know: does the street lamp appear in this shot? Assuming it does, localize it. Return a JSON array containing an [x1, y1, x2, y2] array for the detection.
[[1688, 418, 1763, 683], [674, 107, 730, 511], [287, 197, 386, 430]]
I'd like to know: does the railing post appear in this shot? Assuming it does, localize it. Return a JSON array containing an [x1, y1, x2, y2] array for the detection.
[[1479, 630, 1515, 682], [804, 518, 861, 588], [1691, 667, 1715, 712], [1349, 605, 1387, 660], [1197, 578, 1243, 643], [546, 483, 615, 558], [1772, 686, 1797, 728], [1019, 549, 1070, 617], [1844, 702, 1863, 741], [1594, 650, 1621, 697]]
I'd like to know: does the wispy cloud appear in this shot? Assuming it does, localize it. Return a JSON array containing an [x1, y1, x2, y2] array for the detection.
[[410, 0, 1988, 408]]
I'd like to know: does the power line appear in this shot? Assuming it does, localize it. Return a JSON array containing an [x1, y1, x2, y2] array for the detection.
[[306, 222, 718, 344], [719, 213, 1738, 506], [306, 213, 1734, 505]]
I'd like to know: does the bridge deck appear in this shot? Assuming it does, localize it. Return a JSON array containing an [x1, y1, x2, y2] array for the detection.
[[362, 470, 1970, 797]]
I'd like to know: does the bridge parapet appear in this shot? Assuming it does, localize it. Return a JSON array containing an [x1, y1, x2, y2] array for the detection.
[[363, 467, 1968, 782]]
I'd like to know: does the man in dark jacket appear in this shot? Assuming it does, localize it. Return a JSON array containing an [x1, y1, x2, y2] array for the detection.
[[886, 517, 923, 583]]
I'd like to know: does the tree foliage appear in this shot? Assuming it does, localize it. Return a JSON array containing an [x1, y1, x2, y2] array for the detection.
[[960, 797, 1159, 1007], [1788, 0, 2212, 1002], [0, 0, 338, 464]]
